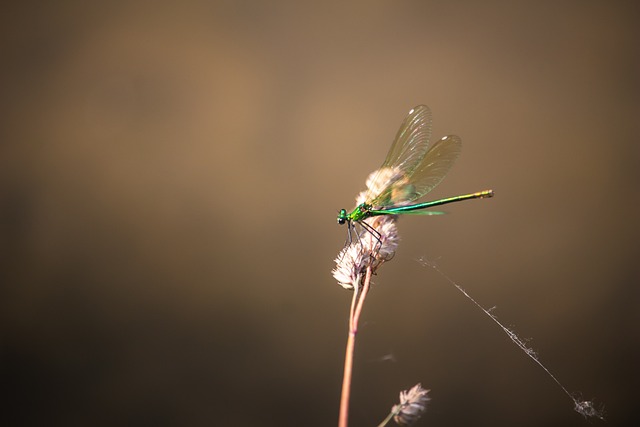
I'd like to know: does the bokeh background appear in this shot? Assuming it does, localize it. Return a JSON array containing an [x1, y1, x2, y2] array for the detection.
[[1, 1, 638, 426]]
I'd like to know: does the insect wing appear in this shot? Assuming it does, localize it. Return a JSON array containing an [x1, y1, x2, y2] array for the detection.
[[364, 105, 433, 207], [400, 134, 462, 202], [380, 105, 432, 172]]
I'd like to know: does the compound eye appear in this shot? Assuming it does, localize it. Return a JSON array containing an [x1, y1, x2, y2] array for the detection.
[[337, 209, 347, 225]]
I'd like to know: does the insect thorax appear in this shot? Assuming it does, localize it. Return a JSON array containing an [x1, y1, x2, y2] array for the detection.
[[349, 203, 372, 221]]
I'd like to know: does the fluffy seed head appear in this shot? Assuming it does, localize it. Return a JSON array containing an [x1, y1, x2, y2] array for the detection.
[[334, 167, 404, 289], [332, 244, 367, 290], [392, 383, 431, 426], [356, 167, 407, 206], [332, 215, 399, 289]]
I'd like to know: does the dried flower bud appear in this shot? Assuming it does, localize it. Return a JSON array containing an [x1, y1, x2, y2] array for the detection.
[[332, 244, 367, 290], [357, 167, 408, 206], [332, 214, 399, 289], [334, 166, 404, 288], [392, 383, 430, 426], [363, 215, 399, 263]]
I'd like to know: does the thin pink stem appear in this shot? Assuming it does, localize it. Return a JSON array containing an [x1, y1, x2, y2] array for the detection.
[[338, 266, 373, 427]]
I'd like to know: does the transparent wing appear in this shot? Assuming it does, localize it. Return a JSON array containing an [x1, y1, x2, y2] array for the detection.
[[369, 134, 461, 207], [380, 105, 432, 171], [363, 105, 433, 205], [406, 135, 462, 200]]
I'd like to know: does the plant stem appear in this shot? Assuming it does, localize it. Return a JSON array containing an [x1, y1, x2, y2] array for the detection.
[[376, 410, 395, 427], [338, 265, 373, 427]]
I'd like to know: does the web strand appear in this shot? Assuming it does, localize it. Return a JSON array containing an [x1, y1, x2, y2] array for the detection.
[[417, 257, 604, 420]]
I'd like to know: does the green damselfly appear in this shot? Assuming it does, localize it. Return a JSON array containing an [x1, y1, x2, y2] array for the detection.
[[337, 105, 493, 244]]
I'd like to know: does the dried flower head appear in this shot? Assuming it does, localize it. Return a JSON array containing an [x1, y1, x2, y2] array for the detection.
[[356, 167, 408, 206], [332, 214, 399, 289], [361, 215, 399, 262], [334, 166, 405, 289], [332, 244, 367, 290], [392, 383, 431, 426]]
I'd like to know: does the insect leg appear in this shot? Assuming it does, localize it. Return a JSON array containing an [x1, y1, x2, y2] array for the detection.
[[344, 220, 355, 247], [357, 220, 383, 255]]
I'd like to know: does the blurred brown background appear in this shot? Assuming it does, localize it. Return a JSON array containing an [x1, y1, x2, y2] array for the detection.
[[1, 1, 638, 426]]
